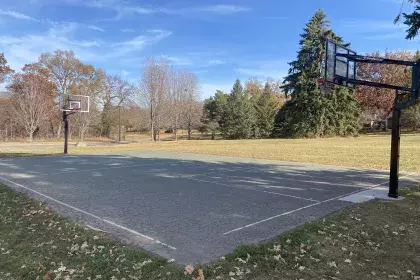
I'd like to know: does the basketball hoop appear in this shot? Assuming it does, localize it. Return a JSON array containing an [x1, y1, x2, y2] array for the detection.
[[60, 94, 90, 155], [60, 94, 90, 113], [323, 38, 420, 199]]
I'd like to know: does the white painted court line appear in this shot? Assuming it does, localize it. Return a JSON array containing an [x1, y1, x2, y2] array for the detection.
[[223, 202, 322, 235], [45, 162, 167, 175], [223, 172, 417, 235], [189, 166, 260, 178], [187, 177, 321, 203], [0, 175, 176, 251]]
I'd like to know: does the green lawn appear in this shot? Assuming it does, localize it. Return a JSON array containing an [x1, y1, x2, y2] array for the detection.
[[1, 182, 420, 279], [1, 134, 420, 172]]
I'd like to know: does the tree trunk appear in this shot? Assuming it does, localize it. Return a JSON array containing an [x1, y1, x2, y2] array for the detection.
[[57, 123, 62, 139], [174, 117, 178, 141], [29, 131, 33, 142], [188, 123, 192, 140], [211, 132, 215, 140], [150, 102, 154, 141], [50, 121, 55, 138], [80, 128, 85, 142]]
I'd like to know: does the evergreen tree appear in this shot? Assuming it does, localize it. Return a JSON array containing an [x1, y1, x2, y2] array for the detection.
[[220, 79, 255, 139], [201, 90, 228, 139], [276, 9, 360, 138], [324, 87, 360, 137], [254, 81, 279, 138], [282, 10, 340, 96]]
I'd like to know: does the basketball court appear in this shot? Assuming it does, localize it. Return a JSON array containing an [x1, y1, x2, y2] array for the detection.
[[0, 151, 418, 264]]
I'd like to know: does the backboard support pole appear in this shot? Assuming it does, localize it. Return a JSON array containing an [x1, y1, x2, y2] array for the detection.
[[389, 90, 401, 198], [60, 94, 90, 155], [324, 39, 420, 199], [63, 111, 69, 155]]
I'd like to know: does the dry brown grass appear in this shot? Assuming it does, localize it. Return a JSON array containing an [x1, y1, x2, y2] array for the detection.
[[1, 134, 420, 172], [145, 134, 420, 172]]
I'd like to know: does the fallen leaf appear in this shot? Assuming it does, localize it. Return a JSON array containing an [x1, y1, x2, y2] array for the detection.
[[328, 261, 337, 268], [184, 265, 194, 275]]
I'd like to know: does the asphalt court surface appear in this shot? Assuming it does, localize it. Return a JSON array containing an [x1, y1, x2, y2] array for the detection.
[[0, 151, 418, 264]]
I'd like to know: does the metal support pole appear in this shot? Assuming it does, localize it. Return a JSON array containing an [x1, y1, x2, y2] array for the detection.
[[118, 106, 121, 142], [389, 90, 401, 198], [63, 111, 69, 155]]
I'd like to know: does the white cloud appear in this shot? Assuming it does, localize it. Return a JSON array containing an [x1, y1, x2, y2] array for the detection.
[[121, 28, 135, 32], [0, 9, 39, 21], [161, 55, 193, 66], [208, 60, 226, 66], [365, 32, 404, 40], [87, 25, 105, 32], [234, 60, 289, 80], [121, 70, 130, 76], [340, 19, 405, 32], [128, 6, 155, 14], [197, 5, 251, 14], [338, 19, 420, 42], [0, 23, 169, 72], [110, 30, 172, 57], [0, 27, 101, 71], [67, 0, 250, 19]]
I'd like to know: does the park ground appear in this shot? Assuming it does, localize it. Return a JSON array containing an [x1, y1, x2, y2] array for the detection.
[[1, 134, 420, 279], [1, 181, 420, 279], [1, 133, 420, 172]]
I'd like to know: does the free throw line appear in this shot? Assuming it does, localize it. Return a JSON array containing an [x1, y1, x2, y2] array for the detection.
[[223, 172, 417, 235], [0, 175, 176, 251]]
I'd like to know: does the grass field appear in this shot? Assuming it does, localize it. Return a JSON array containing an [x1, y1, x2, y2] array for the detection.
[[1, 182, 420, 280], [1, 134, 420, 172]]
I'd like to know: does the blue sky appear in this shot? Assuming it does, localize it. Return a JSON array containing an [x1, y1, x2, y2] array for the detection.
[[0, 0, 418, 97]]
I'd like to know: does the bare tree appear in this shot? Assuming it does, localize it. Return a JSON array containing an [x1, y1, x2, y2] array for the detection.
[[140, 58, 171, 141], [71, 68, 106, 141], [8, 74, 54, 142], [180, 73, 202, 139], [0, 53, 14, 84], [35, 50, 86, 137], [101, 74, 135, 137], [169, 68, 189, 141]]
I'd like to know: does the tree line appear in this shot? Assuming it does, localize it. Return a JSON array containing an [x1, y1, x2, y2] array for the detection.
[[201, 10, 420, 140], [201, 79, 283, 139], [0, 9, 418, 142], [139, 58, 202, 141], [0, 52, 202, 142]]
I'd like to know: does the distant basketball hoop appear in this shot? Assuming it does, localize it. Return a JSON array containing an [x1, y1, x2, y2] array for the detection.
[[59, 94, 90, 155]]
